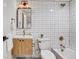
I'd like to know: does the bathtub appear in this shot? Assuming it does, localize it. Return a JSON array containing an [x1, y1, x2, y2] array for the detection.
[[41, 50, 56, 59], [52, 48, 76, 59]]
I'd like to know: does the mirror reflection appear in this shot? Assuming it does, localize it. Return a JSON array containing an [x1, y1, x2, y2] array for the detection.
[[16, 8, 32, 29]]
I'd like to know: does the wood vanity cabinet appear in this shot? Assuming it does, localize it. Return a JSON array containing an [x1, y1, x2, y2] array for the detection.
[[12, 38, 32, 56]]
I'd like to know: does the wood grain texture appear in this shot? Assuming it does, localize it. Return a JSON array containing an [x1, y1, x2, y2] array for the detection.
[[12, 38, 32, 56]]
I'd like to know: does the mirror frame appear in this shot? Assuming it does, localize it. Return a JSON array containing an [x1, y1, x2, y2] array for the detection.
[[16, 8, 32, 29]]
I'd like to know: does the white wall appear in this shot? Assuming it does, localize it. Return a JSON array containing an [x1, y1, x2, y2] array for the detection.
[[3, 41, 12, 59], [29, 1, 70, 48], [69, 0, 76, 50], [3, 41, 7, 59], [51, 2, 70, 48], [3, 0, 70, 49], [3, 0, 16, 35]]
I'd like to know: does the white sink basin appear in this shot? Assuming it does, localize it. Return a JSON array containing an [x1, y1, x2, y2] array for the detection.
[[13, 35, 33, 39]]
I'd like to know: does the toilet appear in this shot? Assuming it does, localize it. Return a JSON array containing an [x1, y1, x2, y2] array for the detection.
[[41, 50, 56, 59], [38, 38, 56, 59]]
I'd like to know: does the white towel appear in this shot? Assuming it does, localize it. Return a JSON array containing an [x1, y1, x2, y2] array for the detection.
[[7, 38, 13, 51], [7, 32, 13, 51]]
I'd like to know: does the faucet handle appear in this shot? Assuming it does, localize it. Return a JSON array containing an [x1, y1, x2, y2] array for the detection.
[[39, 41, 41, 43], [32, 43, 35, 47], [23, 30, 25, 35], [63, 46, 65, 48], [36, 39, 41, 43], [23, 30, 25, 32]]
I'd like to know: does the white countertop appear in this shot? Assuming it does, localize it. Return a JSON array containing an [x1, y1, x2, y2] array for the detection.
[[6, 32, 33, 39], [13, 35, 33, 39]]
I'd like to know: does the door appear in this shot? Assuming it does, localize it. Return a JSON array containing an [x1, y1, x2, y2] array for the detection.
[[12, 39, 21, 56], [21, 39, 32, 55]]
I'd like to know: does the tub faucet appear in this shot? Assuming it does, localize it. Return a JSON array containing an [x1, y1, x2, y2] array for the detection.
[[63, 45, 65, 49], [60, 44, 65, 49]]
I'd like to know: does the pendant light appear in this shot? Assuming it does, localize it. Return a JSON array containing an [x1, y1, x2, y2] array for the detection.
[[18, 0, 31, 9]]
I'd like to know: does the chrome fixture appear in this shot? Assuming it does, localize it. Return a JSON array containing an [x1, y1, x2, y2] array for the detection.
[[10, 18, 15, 31], [23, 29, 25, 36], [60, 3, 66, 7], [35, 39, 41, 55]]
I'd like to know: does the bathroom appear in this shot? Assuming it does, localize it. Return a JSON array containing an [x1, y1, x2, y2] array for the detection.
[[3, 0, 76, 59]]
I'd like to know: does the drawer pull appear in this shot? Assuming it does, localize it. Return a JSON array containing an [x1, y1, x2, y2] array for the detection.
[[39, 41, 41, 43], [19, 40, 21, 41]]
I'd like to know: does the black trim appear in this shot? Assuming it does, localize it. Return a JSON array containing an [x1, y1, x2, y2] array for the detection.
[[3, 36, 8, 41]]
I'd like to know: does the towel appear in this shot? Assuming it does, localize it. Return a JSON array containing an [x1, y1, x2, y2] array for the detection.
[[7, 32, 13, 51]]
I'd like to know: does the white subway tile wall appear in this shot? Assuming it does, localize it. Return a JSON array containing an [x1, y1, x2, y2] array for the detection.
[[29, 1, 70, 48], [15, 1, 76, 49], [3, 0, 76, 49], [69, 0, 76, 50]]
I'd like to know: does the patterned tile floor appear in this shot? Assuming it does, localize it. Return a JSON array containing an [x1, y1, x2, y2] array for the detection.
[[13, 56, 41, 59]]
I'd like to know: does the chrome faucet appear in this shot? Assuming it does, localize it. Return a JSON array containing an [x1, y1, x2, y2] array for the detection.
[[23, 29, 25, 36], [36, 39, 41, 54]]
